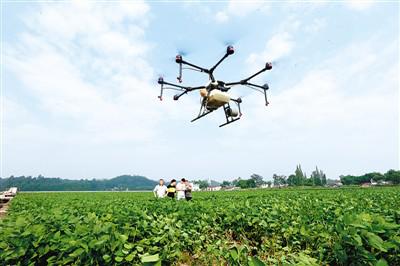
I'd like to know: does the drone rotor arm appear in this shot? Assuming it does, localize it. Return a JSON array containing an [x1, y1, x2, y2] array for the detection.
[[163, 87, 186, 92], [161, 80, 190, 90], [180, 60, 209, 74], [224, 81, 269, 106], [158, 78, 206, 101], [226, 62, 272, 86], [208, 46, 235, 81], [209, 53, 228, 73], [173, 85, 205, 101]]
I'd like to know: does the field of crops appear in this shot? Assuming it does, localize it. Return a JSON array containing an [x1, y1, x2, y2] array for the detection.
[[0, 187, 399, 265]]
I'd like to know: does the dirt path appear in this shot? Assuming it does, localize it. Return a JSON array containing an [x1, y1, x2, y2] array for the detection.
[[0, 201, 11, 219]]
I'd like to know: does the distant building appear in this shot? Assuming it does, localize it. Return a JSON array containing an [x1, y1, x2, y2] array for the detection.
[[206, 186, 222, 191], [326, 179, 342, 187], [222, 186, 238, 191], [191, 183, 200, 191], [378, 180, 392, 185], [333, 182, 343, 187], [370, 179, 378, 186]]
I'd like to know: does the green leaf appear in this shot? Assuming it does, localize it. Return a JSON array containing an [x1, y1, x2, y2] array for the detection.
[[249, 256, 266, 266], [115, 256, 123, 262], [141, 254, 160, 263], [125, 253, 134, 262], [69, 248, 84, 258], [352, 234, 363, 246], [230, 249, 238, 260], [124, 243, 133, 250], [376, 259, 388, 266], [102, 254, 111, 262], [119, 234, 128, 242], [364, 232, 387, 252]]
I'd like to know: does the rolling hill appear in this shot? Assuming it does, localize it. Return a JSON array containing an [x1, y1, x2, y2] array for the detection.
[[0, 175, 158, 191]]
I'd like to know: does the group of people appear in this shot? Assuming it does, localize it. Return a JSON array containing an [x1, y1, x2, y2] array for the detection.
[[153, 178, 192, 201]]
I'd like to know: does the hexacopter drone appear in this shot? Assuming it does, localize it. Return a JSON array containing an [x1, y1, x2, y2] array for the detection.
[[157, 45, 272, 127]]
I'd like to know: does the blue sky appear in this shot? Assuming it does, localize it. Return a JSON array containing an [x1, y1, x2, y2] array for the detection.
[[2, 0, 399, 181]]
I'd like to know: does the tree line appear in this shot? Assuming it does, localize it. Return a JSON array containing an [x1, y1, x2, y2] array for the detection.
[[215, 165, 327, 189], [340, 169, 400, 185], [216, 166, 399, 189], [0, 175, 157, 191]]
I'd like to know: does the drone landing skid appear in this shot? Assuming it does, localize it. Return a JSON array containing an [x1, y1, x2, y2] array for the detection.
[[191, 101, 241, 127], [191, 109, 213, 123], [219, 103, 240, 127], [219, 117, 240, 127]]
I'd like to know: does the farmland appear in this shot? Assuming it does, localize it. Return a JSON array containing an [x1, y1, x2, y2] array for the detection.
[[0, 188, 399, 265]]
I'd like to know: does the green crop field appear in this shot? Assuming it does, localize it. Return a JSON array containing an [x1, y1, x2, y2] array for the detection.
[[0, 188, 399, 265]]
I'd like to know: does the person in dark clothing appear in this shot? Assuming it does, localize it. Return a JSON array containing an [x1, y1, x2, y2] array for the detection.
[[184, 179, 193, 201], [166, 179, 177, 199]]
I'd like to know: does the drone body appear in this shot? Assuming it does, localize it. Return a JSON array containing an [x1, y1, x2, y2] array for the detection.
[[158, 46, 272, 127]]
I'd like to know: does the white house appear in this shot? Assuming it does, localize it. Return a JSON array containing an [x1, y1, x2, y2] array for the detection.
[[206, 186, 222, 191], [191, 183, 200, 191]]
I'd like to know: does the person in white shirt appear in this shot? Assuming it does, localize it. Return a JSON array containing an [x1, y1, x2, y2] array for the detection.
[[153, 179, 167, 198], [176, 178, 186, 200]]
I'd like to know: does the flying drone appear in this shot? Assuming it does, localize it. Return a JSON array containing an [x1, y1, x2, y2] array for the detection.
[[157, 45, 272, 127]]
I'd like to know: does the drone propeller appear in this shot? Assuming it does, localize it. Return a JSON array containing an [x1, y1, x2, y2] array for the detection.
[[218, 29, 244, 46], [176, 48, 190, 57], [270, 58, 294, 69], [222, 39, 237, 47]]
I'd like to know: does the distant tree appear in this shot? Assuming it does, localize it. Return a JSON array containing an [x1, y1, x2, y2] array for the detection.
[[311, 166, 325, 186], [237, 179, 248, 189], [250, 174, 265, 187], [194, 180, 209, 189], [287, 174, 296, 186], [365, 172, 384, 182], [321, 173, 327, 186], [221, 181, 231, 187], [384, 169, 400, 184], [295, 165, 306, 186], [273, 174, 279, 186], [231, 177, 242, 187], [266, 181, 272, 187], [340, 170, 400, 185], [237, 179, 256, 189], [272, 174, 287, 186], [0, 175, 157, 191], [247, 178, 256, 188]]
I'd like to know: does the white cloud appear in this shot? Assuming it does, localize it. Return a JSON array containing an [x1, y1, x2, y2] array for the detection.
[[304, 18, 326, 33], [247, 32, 294, 67], [344, 0, 375, 10], [5, 1, 164, 144], [215, 1, 269, 23], [215, 11, 229, 23], [219, 36, 398, 178], [3, 1, 192, 178]]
